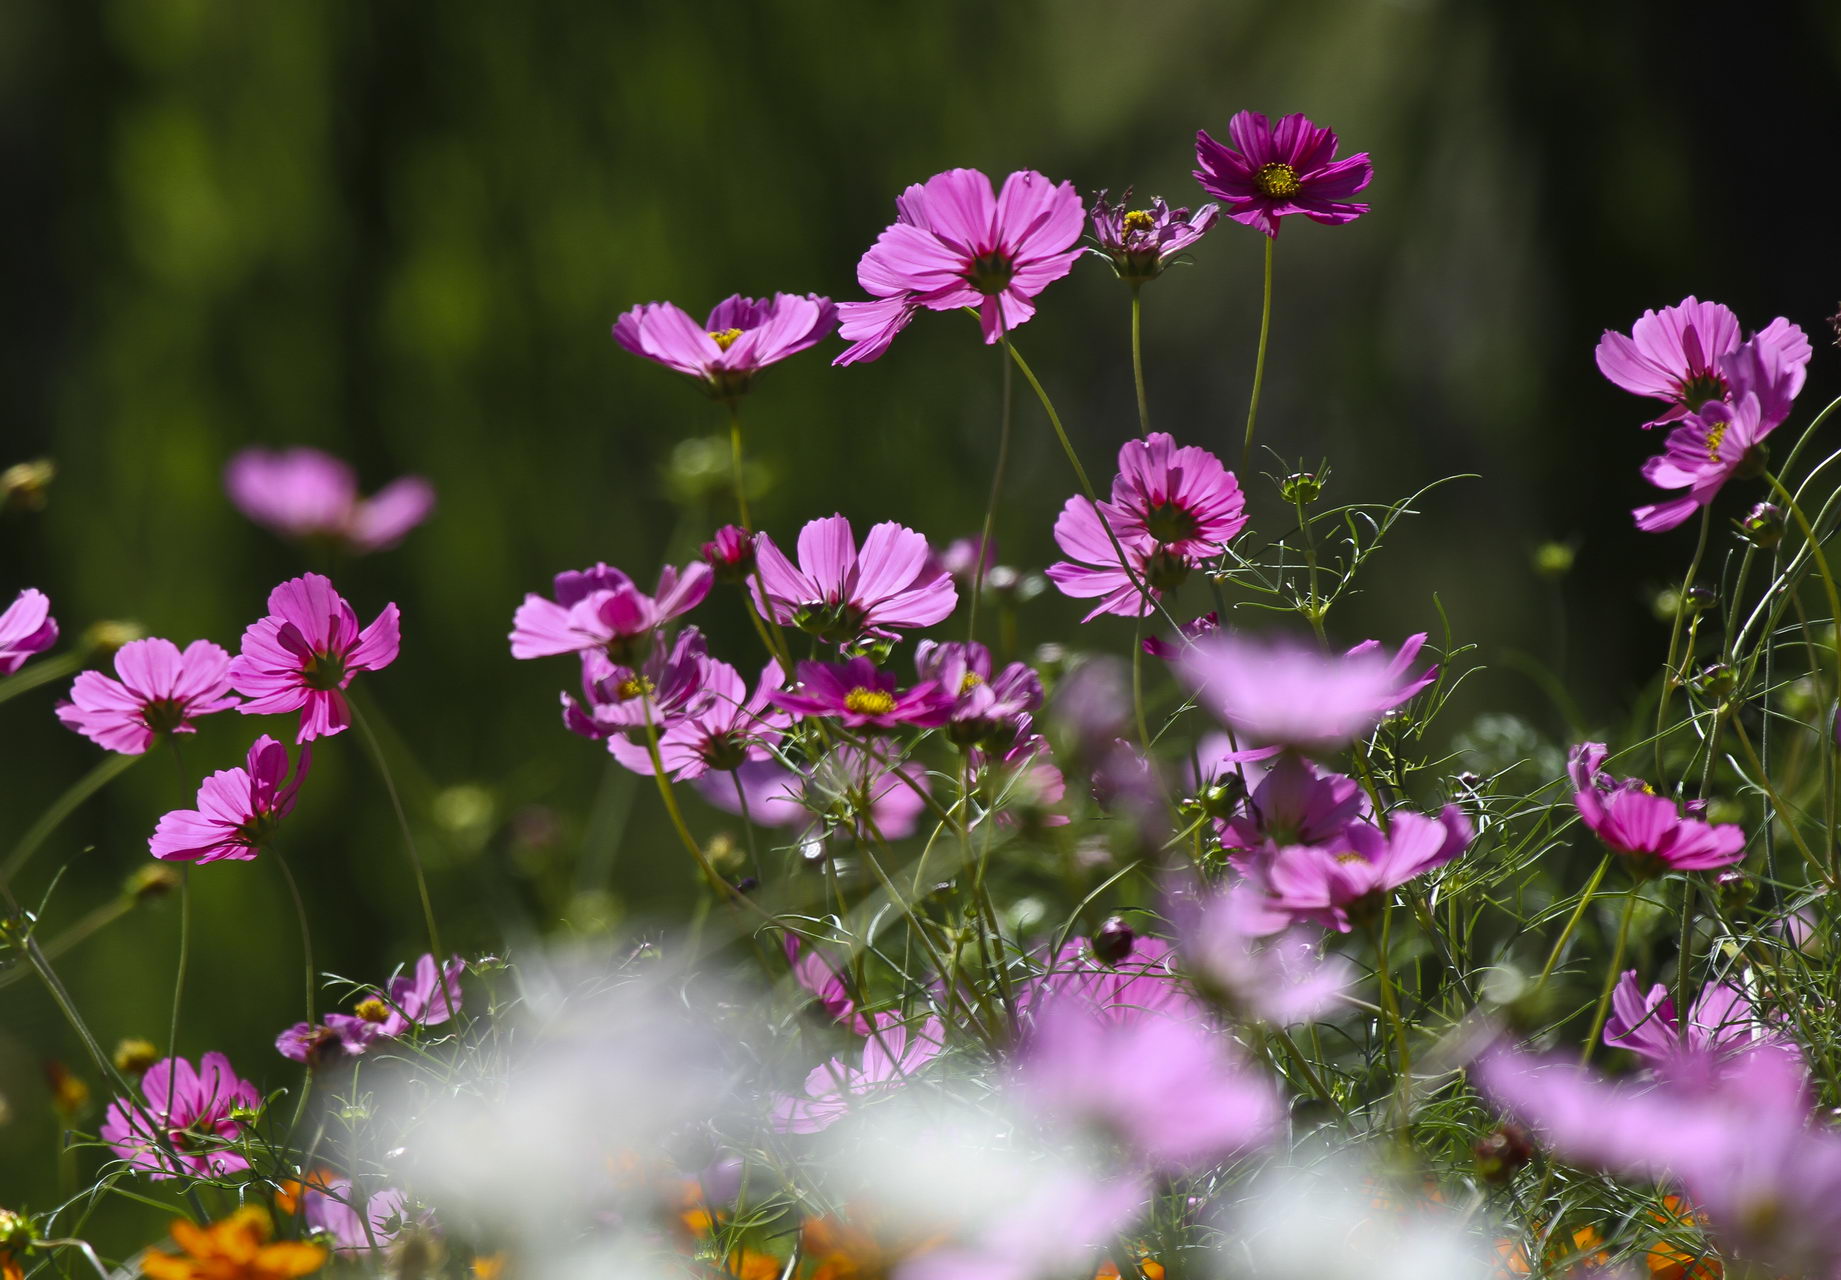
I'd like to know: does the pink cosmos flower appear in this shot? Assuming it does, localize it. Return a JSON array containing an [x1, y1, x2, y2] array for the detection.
[[1568, 743, 1745, 873], [772, 1014, 944, 1134], [1193, 111, 1373, 238], [1595, 297, 1811, 428], [835, 167, 1084, 362], [322, 953, 465, 1054], [510, 561, 711, 665], [1142, 610, 1220, 659], [274, 1022, 343, 1065], [772, 657, 953, 730], [784, 935, 870, 1034], [99, 1051, 259, 1179], [561, 629, 709, 741], [613, 293, 836, 397], [1044, 498, 1179, 621], [228, 574, 399, 742], [225, 447, 435, 553], [1207, 746, 1367, 855], [1603, 970, 1792, 1081], [1175, 631, 1436, 752], [915, 640, 1042, 745], [0, 587, 57, 674], [1108, 432, 1247, 557], [1088, 188, 1220, 282], [56, 638, 238, 754], [800, 743, 933, 840], [1234, 807, 1473, 933], [751, 514, 957, 643], [1013, 997, 1282, 1171], [148, 735, 310, 863], [1017, 936, 1204, 1029], [302, 1178, 416, 1254], [608, 658, 788, 779], [1170, 882, 1353, 1025]]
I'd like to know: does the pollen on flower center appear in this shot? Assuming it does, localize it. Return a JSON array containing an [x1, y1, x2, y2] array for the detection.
[[1254, 162, 1301, 198], [614, 675, 654, 701], [1334, 852, 1367, 865], [843, 687, 897, 716], [1122, 209, 1157, 233], [354, 997, 391, 1024], [965, 251, 1015, 296], [959, 671, 984, 694], [1704, 421, 1730, 461], [708, 328, 745, 350]]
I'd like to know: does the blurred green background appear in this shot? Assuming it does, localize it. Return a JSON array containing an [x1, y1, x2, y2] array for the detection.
[[3, 0, 1838, 1211]]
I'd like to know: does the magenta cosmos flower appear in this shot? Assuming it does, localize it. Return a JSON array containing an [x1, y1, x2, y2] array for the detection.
[[751, 514, 957, 643], [1193, 111, 1373, 238], [225, 447, 435, 554], [1595, 296, 1812, 428], [100, 1051, 259, 1179], [56, 638, 238, 754], [1233, 807, 1473, 933], [1604, 970, 1792, 1081], [303, 1179, 417, 1255], [835, 167, 1084, 363], [328, 953, 465, 1052], [0, 587, 57, 674], [613, 293, 836, 398], [1569, 742, 1745, 874], [772, 1013, 944, 1133], [772, 656, 952, 730], [1175, 631, 1435, 752], [229, 573, 399, 741], [562, 628, 709, 741], [1088, 189, 1220, 283], [149, 735, 310, 863], [511, 561, 711, 666], [608, 658, 790, 779]]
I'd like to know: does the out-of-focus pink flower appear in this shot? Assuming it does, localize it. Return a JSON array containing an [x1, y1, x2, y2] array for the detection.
[[228, 573, 399, 742], [302, 1178, 417, 1254], [1595, 297, 1811, 429], [321, 953, 465, 1054], [1017, 936, 1204, 1029], [1169, 880, 1352, 1024], [751, 515, 957, 643], [1088, 188, 1220, 282], [562, 629, 710, 741], [1235, 807, 1472, 934], [897, 1174, 1150, 1280], [100, 1052, 259, 1180], [613, 293, 836, 398], [149, 735, 309, 863], [274, 1021, 342, 1066], [1193, 111, 1373, 238], [1142, 611, 1219, 659], [56, 638, 238, 754], [0, 588, 57, 674], [609, 658, 789, 779], [835, 168, 1084, 362], [225, 447, 434, 553], [772, 1014, 944, 1134], [1604, 970, 1793, 1081], [772, 657, 952, 730], [510, 561, 710, 665], [1569, 743, 1745, 873], [1013, 996, 1281, 1171], [1176, 631, 1435, 752], [784, 935, 870, 1034]]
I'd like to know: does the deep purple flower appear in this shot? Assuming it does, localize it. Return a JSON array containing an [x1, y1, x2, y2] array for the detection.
[[835, 167, 1084, 362], [772, 1014, 944, 1133], [302, 1178, 417, 1255], [1013, 997, 1281, 1171], [772, 657, 951, 730], [751, 515, 957, 643], [609, 658, 789, 779], [915, 640, 1042, 744], [562, 628, 709, 741], [510, 561, 711, 665], [700, 524, 756, 583], [613, 293, 836, 397], [100, 1052, 259, 1179], [1595, 297, 1811, 428], [323, 953, 465, 1054], [1088, 189, 1220, 282], [1176, 631, 1435, 752], [149, 735, 309, 863], [1569, 742, 1746, 873], [1236, 807, 1473, 933], [56, 638, 238, 754], [0, 588, 57, 674], [229, 573, 399, 742], [225, 447, 435, 553], [1193, 111, 1373, 238]]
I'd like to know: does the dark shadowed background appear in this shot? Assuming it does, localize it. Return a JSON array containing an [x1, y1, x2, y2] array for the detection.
[[3, 0, 1838, 1211]]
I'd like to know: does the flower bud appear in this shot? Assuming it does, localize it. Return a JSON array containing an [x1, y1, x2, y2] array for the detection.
[[1092, 915, 1136, 965], [1737, 502, 1784, 548], [0, 1207, 35, 1254], [113, 1038, 160, 1078], [1532, 541, 1574, 579], [701, 525, 757, 583], [1474, 1123, 1535, 1182], [1280, 472, 1324, 505], [125, 864, 181, 902], [1, 459, 54, 513], [1689, 662, 1737, 703], [1681, 586, 1718, 613], [1714, 868, 1756, 912]]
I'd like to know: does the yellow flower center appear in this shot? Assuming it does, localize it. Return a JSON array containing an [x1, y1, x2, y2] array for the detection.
[[843, 687, 897, 716], [959, 671, 984, 694], [1335, 852, 1367, 865], [1705, 421, 1729, 461], [614, 675, 654, 701], [354, 997, 391, 1024], [708, 328, 745, 351], [1121, 209, 1157, 233], [1254, 162, 1301, 198]]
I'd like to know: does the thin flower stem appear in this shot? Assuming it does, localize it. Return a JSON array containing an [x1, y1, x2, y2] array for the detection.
[[1, 752, 140, 881], [726, 399, 751, 530], [725, 400, 799, 674], [167, 869, 189, 1060], [1270, 1023, 1349, 1130], [1764, 468, 1841, 851], [0, 651, 81, 706], [1371, 907, 1411, 1075], [1581, 888, 1640, 1065], [1129, 284, 1150, 435], [272, 850, 316, 1025], [1674, 878, 1695, 1049], [1534, 854, 1611, 990], [1241, 235, 1274, 475], [1294, 481, 1326, 639], [967, 318, 1014, 645], [1729, 714, 1831, 886], [637, 700, 770, 922], [1655, 507, 1713, 778], [350, 701, 456, 1020]]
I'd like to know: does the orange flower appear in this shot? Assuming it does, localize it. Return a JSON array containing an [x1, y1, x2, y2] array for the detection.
[[1646, 1196, 1722, 1280], [804, 1210, 946, 1280], [472, 1251, 509, 1279], [1493, 1226, 1610, 1279], [273, 1170, 336, 1217], [1093, 1257, 1166, 1279], [139, 1207, 326, 1280]]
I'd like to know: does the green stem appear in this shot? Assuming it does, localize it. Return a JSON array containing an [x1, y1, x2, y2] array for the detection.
[[638, 700, 767, 921], [2, 752, 140, 881], [1129, 284, 1149, 435], [273, 850, 316, 1025], [167, 869, 190, 1059], [967, 322, 1014, 645], [1534, 854, 1611, 990], [0, 651, 82, 706], [1764, 467, 1841, 859], [1371, 906, 1411, 1081], [726, 399, 751, 530], [1241, 235, 1274, 474], [1654, 506, 1713, 778], [1581, 888, 1640, 1064], [1730, 715, 1830, 885]]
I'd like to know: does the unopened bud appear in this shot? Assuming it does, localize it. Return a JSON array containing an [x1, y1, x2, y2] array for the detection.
[[1093, 916, 1136, 965], [1714, 868, 1756, 912], [1185, 774, 1245, 822], [125, 865, 181, 902], [1280, 472, 1324, 505], [1680, 586, 1718, 613], [1689, 662, 1737, 703], [1532, 542, 1574, 579], [82, 620, 143, 655], [0, 1207, 34, 1251], [113, 1038, 160, 1078], [1474, 1123, 1535, 1182], [1, 459, 55, 512], [1737, 502, 1784, 548], [700, 525, 756, 583]]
